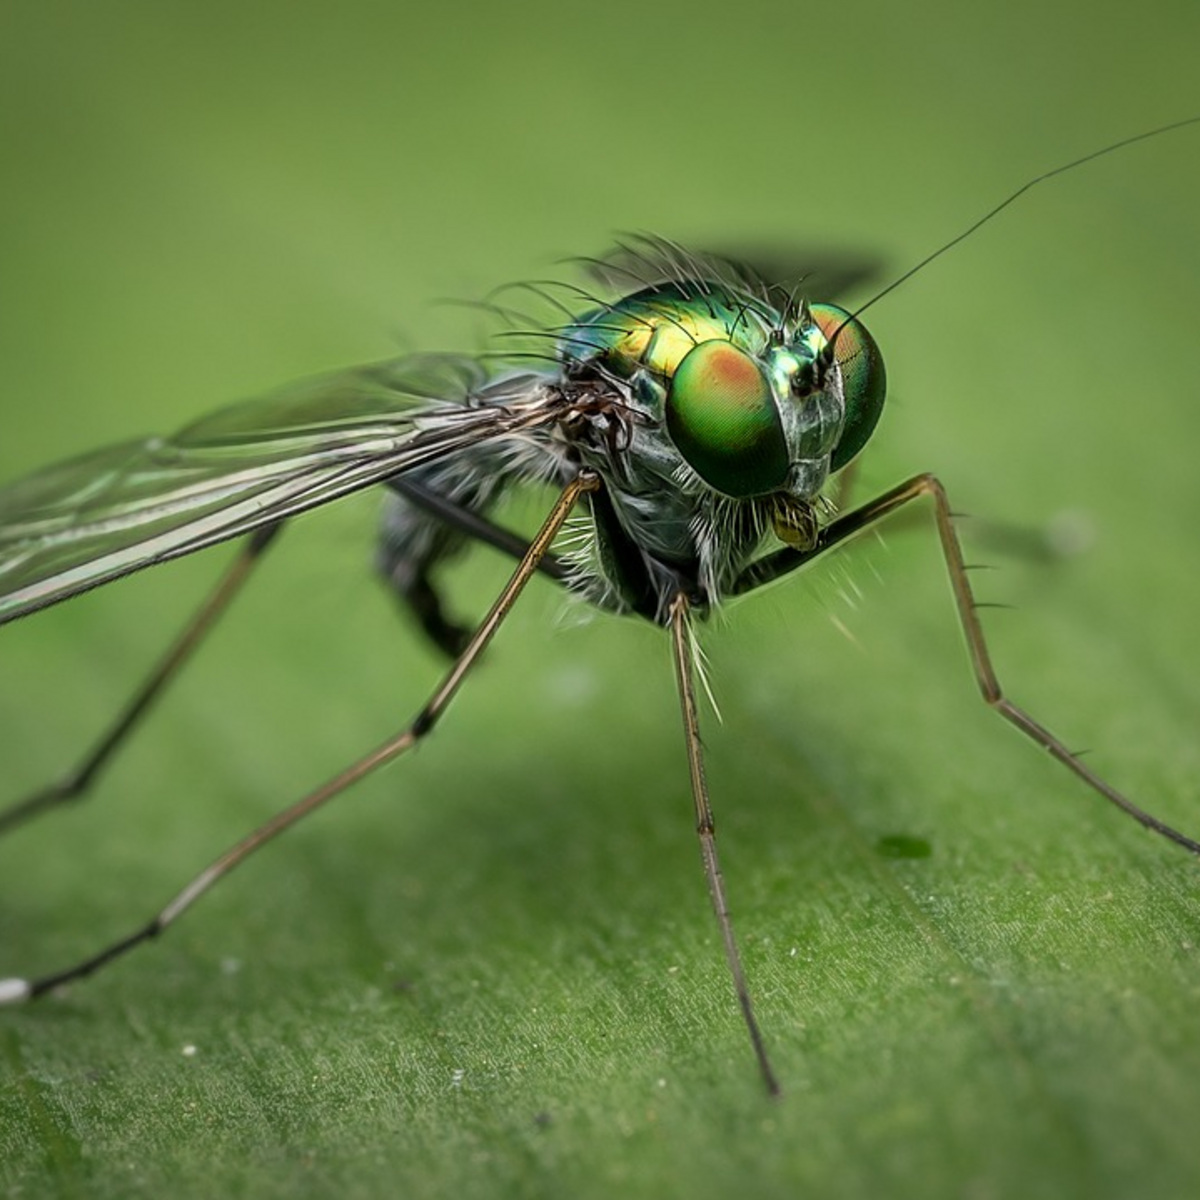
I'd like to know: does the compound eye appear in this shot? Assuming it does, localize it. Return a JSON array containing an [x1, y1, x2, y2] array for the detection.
[[809, 303, 887, 471], [665, 340, 788, 498]]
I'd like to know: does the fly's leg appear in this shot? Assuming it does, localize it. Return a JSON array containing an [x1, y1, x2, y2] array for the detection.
[[382, 476, 569, 657], [735, 473, 1200, 854], [1, 473, 574, 831], [828, 463, 1089, 570], [0, 472, 598, 1004], [0, 523, 284, 838], [669, 591, 781, 1097], [388, 477, 570, 580]]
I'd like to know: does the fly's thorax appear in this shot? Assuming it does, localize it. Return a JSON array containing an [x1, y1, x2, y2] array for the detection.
[[556, 283, 776, 382]]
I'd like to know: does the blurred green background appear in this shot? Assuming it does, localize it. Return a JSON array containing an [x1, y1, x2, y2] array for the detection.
[[2, 2, 1200, 1197]]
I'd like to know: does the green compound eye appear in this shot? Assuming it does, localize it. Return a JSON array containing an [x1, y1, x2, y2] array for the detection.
[[808, 303, 887, 471], [666, 340, 789, 498]]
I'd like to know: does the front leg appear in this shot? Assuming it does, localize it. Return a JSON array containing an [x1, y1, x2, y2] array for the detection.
[[735, 473, 1200, 854]]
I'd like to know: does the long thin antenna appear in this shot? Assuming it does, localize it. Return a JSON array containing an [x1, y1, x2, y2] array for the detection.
[[824, 116, 1200, 361]]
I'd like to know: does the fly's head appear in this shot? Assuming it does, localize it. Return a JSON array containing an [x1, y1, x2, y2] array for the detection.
[[660, 300, 886, 546], [557, 278, 886, 555]]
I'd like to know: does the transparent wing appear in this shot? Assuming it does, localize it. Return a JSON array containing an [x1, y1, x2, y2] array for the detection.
[[0, 354, 564, 624]]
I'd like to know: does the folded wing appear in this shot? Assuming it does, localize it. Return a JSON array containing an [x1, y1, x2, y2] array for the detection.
[[0, 355, 562, 623]]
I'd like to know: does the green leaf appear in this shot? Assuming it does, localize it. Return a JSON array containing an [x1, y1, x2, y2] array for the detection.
[[3, 4, 1200, 1199]]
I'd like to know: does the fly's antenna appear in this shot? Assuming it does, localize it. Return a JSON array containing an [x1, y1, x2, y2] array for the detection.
[[818, 115, 1200, 373]]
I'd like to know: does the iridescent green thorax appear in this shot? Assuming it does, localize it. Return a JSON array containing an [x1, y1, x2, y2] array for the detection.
[[557, 284, 778, 384]]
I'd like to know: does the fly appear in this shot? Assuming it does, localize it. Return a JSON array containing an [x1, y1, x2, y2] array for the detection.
[[1, 118, 1198, 1096]]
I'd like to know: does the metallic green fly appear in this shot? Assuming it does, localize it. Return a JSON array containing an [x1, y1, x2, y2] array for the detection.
[[1, 119, 1197, 1095]]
